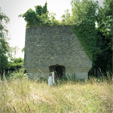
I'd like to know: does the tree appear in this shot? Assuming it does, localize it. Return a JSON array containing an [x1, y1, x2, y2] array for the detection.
[[22, 8, 40, 27], [48, 13, 60, 25], [71, 0, 113, 76], [21, 2, 50, 27], [61, 9, 74, 25], [0, 7, 10, 74], [95, 0, 113, 74], [71, 0, 98, 60], [97, 0, 113, 38], [7, 57, 24, 72], [21, 2, 60, 27]]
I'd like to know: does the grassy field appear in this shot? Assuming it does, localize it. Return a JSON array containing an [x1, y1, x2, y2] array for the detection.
[[0, 73, 113, 113]]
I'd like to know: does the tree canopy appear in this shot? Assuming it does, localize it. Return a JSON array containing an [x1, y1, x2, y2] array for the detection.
[[95, 0, 113, 74], [0, 8, 10, 73], [71, 0, 99, 60], [21, 2, 60, 27], [71, 0, 113, 75]]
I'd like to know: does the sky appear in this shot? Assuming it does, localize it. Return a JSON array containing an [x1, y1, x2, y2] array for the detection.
[[0, 0, 104, 58]]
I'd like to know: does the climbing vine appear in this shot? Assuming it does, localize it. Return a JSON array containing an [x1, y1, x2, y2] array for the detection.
[[71, 0, 99, 60]]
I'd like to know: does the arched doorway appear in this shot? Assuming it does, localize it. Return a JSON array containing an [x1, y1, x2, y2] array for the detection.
[[49, 65, 65, 79]]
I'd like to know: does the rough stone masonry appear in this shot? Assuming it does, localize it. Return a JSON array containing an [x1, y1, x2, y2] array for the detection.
[[24, 25, 92, 80]]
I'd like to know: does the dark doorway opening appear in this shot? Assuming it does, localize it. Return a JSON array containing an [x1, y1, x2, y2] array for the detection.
[[55, 66, 63, 79], [49, 65, 65, 79]]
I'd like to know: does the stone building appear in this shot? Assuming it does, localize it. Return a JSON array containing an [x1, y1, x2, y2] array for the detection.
[[24, 25, 92, 80]]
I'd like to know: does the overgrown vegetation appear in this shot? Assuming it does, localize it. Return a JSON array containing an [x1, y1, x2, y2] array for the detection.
[[20, 2, 75, 27], [71, 0, 113, 76], [0, 8, 10, 74], [95, 0, 113, 75], [0, 8, 24, 76], [0, 73, 113, 113], [20, 2, 60, 27], [60, 9, 74, 25], [7, 58, 24, 72], [0, 1, 112, 112], [0, 0, 112, 78], [71, 0, 98, 60], [21, 0, 112, 77]]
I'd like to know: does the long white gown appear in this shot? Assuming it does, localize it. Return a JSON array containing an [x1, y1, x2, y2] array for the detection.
[[48, 76, 53, 86]]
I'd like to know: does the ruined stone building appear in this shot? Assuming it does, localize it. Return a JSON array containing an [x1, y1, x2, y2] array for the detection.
[[24, 25, 92, 80]]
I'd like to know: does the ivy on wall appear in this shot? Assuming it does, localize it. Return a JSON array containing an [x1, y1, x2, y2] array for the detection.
[[71, 0, 99, 61], [72, 0, 113, 75], [21, 0, 112, 75]]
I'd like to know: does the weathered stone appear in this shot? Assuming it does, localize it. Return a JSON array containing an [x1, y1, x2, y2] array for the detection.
[[24, 25, 92, 80]]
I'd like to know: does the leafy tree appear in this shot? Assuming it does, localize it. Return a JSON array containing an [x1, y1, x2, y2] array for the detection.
[[61, 9, 74, 25], [42, 2, 48, 14], [48, 13, 60, 25], [8, 58, 24, 72], [21, 2, 50, 27], [6, 47, 24, 73], [95, 0, 113, 74], [0, 8, 10, 74], [71, 0, 112, 76], [35, 5, 43, 16], [35, 2, 48, 16], [71, 0, 98, 60], [22, 8, 41, 27], [97, 0, 113, 38], [21, 2, 60, 27]]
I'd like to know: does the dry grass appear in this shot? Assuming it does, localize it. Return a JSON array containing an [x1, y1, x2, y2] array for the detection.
[[0, 74, 113, 113]]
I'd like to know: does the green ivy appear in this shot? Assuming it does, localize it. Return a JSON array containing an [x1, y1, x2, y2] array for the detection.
[[72, 0, 98, 61]]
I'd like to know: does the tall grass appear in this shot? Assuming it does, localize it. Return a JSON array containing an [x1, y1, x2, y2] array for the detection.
[[0, 72, 113, 113]]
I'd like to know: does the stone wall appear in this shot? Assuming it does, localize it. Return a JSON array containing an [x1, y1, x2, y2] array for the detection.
[[24, 25, 92, 80]]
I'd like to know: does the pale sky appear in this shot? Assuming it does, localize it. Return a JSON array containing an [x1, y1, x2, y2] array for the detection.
[[0, 0, 103, 58]]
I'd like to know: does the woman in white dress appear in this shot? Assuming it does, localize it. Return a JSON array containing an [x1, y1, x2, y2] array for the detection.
[[48, 73, 53, 86]]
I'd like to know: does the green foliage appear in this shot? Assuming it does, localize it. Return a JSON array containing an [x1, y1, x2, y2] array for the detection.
[[61, 9, 74, 25], [48, 13, 60, 25], [95, 0, 113, 73], [71, 0, 112, 74], [8, 71, 28, 80], [23, 9, 40, 27], [21, 2, 60, 27], [0, 8, 10, 73], [8, 58, 24, 72], [71, 0, 98, 23], [35, 2, 48, 16], [72, 0, 98, 60], [97, 0, 113, 38], [21, 2, 48, 27], [73, 20, 97, 60], [21, 47, 24, 53]]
